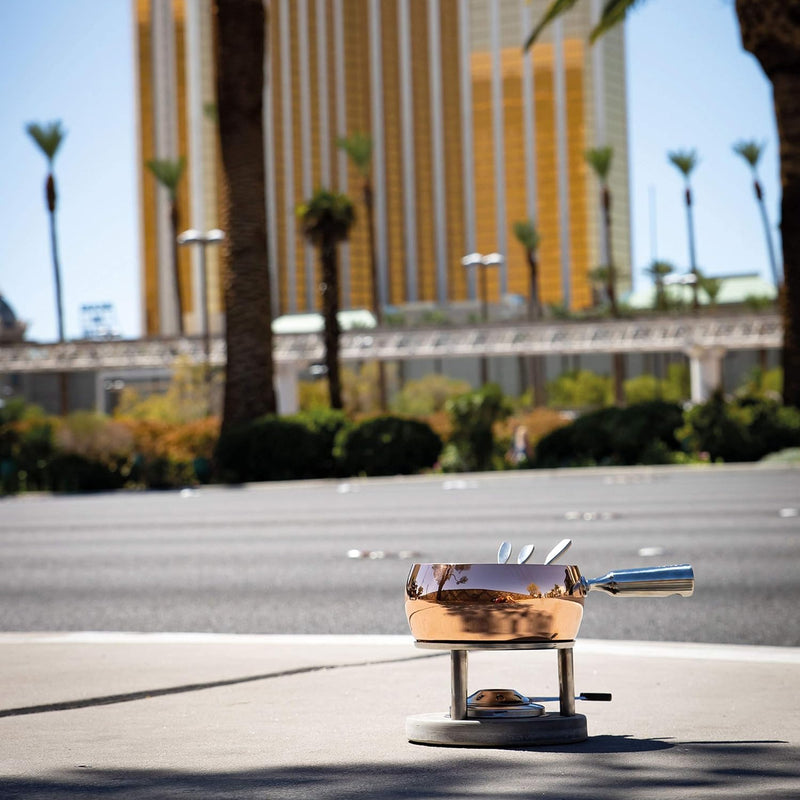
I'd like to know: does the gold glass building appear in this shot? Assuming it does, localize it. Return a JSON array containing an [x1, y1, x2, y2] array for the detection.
[[134, 0, 631, 336]]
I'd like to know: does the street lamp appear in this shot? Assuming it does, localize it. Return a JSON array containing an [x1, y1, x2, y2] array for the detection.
[[176, 228, 225, 368], [461, 251, 504, 386], [461, 251, 504, 323]]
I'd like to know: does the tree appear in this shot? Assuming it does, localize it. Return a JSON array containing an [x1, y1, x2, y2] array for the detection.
[[297, 189, 356, 410], [525, 0, 800, 408], [337, 131, 388, 410], [667, 149, 701, 311], [643, 259, 675, 311], [733, 139, 781, 288], [27, 120, 68, 414], [146, 156, 186, 335], [513, 219, 542, 321], [513, 219, 545, 405], [215, 0, 277, 429], [26, 121, 66, 343], [584, 146, 619, 316]]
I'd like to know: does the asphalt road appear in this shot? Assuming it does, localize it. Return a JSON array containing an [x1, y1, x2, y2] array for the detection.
[[1, 465, 798, 646]]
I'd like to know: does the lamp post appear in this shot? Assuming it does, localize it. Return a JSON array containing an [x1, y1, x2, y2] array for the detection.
[[176, 228, 225, 389], [461, 251, 504, 322], [462, 251, 504, 385]]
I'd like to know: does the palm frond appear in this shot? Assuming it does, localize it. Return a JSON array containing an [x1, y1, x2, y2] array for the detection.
[[668, 149, 699, 178], [590, 0, 648, 43], [585, 146, 614, 180], [337, 131, 372, 177], [26, 120, 66, 163], [733, 140, 763, 170], [513, 219, 540, 251], [297, 189, 356, 245], [146, 156, 187, 197], [523, 0, 581, 51], [643, 260, 674, 279]]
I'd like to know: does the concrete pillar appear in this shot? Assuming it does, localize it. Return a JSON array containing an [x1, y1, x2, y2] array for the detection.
[[275, 362, 300, 415], [686, 345, 726, 403]]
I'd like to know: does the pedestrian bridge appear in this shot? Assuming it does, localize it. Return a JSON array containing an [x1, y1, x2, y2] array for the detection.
[[0, 312, 781, 372], [0, 312, 781, 407]]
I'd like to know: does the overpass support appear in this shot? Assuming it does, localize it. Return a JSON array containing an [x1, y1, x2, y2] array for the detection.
[[686, 345, 726, 403], [275, 362, 300, 415]]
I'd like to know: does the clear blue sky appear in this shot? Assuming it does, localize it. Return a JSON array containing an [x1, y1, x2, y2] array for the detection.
[[0, 0, 779, 342]]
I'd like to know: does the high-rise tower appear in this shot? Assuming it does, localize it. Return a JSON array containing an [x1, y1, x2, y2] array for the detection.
[[133, 0, 631, 335]]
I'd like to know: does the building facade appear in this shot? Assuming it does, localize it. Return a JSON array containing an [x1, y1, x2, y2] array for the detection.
[[133, 0, 631, 336]]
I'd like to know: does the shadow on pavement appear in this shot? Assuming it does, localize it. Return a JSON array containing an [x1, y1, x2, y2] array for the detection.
[[1, 741, 797, 799]]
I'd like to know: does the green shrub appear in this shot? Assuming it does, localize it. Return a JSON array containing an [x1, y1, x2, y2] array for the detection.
[[391, 374, 472, 417], [334, 415, 442, 477], [46, 453, 129, 493], [287, 408, 351, 478], [214, 415, 323, 483], [534, 400, 684, 468], [547, 370, 613, 410], [446, 384, 511, 472], [680, 391, 800, 462]]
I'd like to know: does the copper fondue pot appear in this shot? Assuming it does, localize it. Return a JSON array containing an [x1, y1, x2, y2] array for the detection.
[[405, 563, 694, 643]]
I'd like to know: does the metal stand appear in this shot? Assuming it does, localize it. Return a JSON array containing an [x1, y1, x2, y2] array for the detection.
[[406, 641, 588, 747]]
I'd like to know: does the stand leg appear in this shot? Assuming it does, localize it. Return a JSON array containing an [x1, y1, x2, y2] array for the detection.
[[557, 647, 575, 717], [450, 650, 468, 720]]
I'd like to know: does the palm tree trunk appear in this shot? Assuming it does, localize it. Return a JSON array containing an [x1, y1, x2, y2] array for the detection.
[[321, 240, 343, 410], [170, 201, 184, 336], [684, 188, 700, 310], [601, 186, 619, 317], [774, 67, 800, 407], [216, 0, 277, 429], [46, 176, 68, 414], [735, 0, 800, 407], [363, 181, 388, 411], [527, 252, 540, 320], [754, 181, 781, 287]]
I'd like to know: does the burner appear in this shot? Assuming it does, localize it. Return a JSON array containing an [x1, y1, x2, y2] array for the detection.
[[466, 689, 545, 719]]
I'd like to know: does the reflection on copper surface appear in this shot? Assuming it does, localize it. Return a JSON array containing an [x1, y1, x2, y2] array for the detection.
[[405, 563, 585, 643]]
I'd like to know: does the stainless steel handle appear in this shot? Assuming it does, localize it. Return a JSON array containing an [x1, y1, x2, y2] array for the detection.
[[580, 564, 694, 597]]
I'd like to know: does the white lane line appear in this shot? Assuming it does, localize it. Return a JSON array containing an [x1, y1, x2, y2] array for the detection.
[[0, 633, 798, 664]]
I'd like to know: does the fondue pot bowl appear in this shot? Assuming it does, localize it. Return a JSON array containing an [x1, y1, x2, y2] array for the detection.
[[405, 563, 694, 643]]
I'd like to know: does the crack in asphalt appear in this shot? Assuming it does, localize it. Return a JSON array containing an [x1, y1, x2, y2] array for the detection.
[[0, 652, 444, 718]]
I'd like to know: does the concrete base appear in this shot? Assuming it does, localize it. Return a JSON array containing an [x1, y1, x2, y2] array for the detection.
[[406, 711, 588, 747]]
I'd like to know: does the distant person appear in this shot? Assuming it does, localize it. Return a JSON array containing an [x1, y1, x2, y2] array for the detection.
[[508, 425, 530, 465]]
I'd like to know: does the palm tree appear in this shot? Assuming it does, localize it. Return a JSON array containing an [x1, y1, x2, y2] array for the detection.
[[298, 189, 356, 410], [513, 219, 545, 405], [216, 0, 277, 429], [146, 156, 186, 335], [525, 0, 800, 408], [512, 219, 542, 320], [733, 140, 780, 288], [26, 121, 66, 343], [337, 131, 387, 410], [27, 120, 68, 414], [667, 149, 701, 311], [643, 260, 675, 311], [584, 146, 619, 316]]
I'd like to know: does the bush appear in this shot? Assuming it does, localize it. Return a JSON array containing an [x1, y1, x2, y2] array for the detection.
[[214, 415, 325, 483], [680, 391, 800, 462], [534, 400, 684, 468], [547, 370, 613, 410], [334, 415, 442, 477], [446, 384, 511, 472], [287, 408, 351, 478], [391, 374, 472, 417]]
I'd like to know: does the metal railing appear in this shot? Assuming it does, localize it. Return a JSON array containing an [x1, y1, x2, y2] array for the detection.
[[0, 313, 781, 374]]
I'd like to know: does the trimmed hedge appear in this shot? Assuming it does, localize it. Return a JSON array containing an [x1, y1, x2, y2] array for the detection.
[[334, 415, 442, 477], [534, 400, 684, 468]]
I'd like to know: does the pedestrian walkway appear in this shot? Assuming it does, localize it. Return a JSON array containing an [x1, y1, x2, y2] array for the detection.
[[1, 634, 798, 798]]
